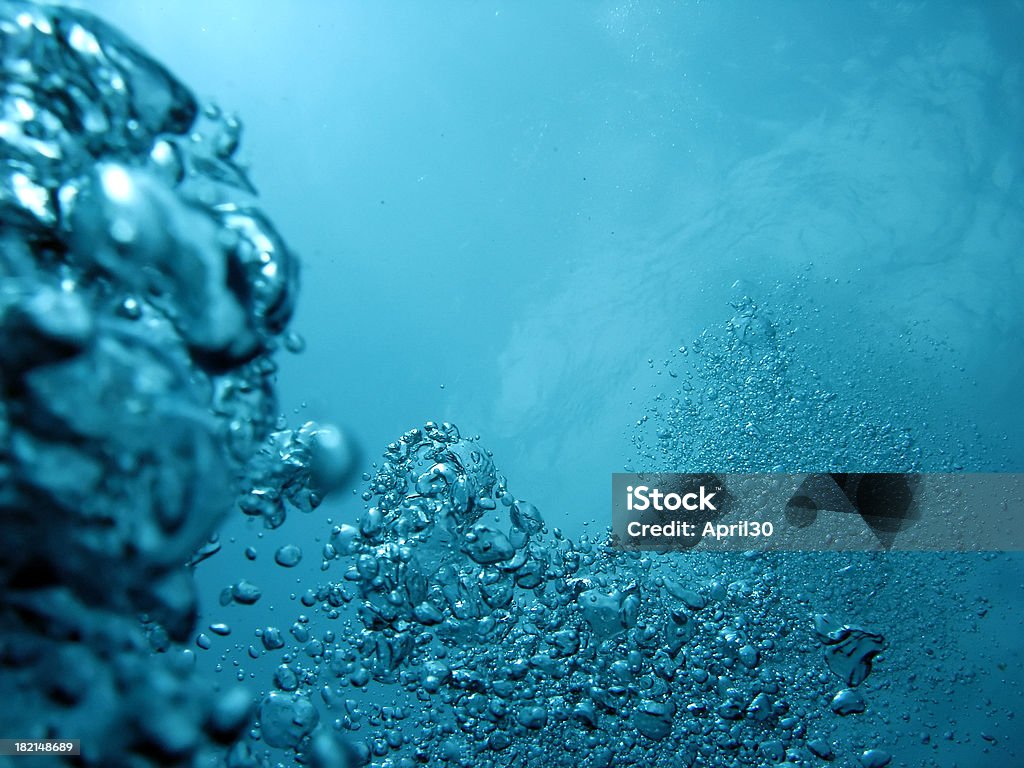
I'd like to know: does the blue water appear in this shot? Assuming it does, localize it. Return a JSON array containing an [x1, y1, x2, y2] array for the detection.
[[3, 1, 1022, 766], [92, 0, 1022, 497]]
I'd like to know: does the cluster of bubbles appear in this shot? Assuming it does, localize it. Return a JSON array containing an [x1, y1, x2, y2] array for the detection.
[[191, 283, 1012, 768], [225, 285, 1009, 767], [0, 3, 347, 765], [630, 290, 925, 476], [232, 421, 897, 768]]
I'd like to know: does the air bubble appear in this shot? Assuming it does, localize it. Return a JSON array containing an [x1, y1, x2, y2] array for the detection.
[[275, 544, 303, 568]]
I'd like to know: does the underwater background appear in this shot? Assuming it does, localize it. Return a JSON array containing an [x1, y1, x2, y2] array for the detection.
[[2, 1, 1022, 766]]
